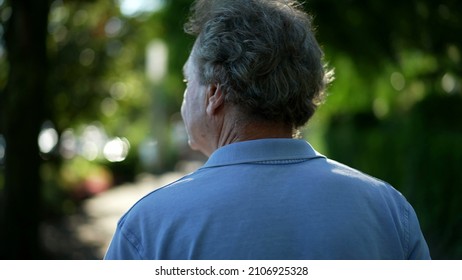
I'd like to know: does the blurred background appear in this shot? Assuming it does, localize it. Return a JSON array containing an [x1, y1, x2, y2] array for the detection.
[[0, 0, 460, 260]]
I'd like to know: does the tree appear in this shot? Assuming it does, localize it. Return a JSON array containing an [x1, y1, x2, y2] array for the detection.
[[0, 0, 51, 259]]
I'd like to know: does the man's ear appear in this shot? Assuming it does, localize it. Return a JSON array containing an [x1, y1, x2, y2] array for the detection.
[[206, 84, 224, 116]]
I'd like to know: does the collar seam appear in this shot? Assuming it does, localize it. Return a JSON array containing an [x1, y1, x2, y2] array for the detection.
[[202, 155, 325, 169]]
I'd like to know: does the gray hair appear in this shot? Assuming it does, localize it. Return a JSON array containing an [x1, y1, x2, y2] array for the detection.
[[184, 0, 333, 128]]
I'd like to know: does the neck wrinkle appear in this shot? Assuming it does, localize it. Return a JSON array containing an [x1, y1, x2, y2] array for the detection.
[[215, 115, 293, 153], [215, 116, 241, 153], [207, 105, 294, 157]]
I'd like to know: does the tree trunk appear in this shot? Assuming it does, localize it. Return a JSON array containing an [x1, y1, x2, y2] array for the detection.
[[0, 0, 50, 259]]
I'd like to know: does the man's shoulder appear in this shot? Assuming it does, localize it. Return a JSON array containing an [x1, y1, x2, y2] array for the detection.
[[319, 157, 404, 198], [326, 158, 384, 180], [118, 170, 206, 219], [140, 172, 200, 200]]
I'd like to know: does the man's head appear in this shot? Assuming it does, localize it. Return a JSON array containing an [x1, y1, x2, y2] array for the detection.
[[181, 0, 333, 155]]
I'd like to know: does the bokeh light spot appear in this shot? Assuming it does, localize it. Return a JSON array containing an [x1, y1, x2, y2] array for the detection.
[[79, 48, 95, 66], [390, 72, 406, 91], [442, 73, 456, 94], [38, 124, 59, 154], [103, 137, 130, 162]]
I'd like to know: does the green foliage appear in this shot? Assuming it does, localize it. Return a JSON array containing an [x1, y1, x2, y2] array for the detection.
[[37, 0, 190, 202]]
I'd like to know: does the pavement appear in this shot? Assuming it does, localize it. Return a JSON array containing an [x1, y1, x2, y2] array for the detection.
[[40, 161, 203, 260]]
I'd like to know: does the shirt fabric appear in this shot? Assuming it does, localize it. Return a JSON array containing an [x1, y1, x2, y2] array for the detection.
[[104, 138, 431, 260]]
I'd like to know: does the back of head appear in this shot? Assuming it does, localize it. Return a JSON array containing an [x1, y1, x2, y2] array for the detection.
[[185, 0, 333, 129]]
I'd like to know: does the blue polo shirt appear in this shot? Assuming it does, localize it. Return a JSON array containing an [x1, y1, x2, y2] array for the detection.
[[104, 139, 431, 259]]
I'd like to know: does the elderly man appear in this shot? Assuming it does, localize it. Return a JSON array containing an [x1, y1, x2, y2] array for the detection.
[[104, 0, 430, 259]]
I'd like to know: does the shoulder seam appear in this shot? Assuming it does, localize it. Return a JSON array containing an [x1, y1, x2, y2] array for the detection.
[[403, 201, 410, 258], [118, 219, 145, 259]]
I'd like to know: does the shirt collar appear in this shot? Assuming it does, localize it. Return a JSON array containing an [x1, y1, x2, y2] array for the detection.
[[203, 138, 325, 168]]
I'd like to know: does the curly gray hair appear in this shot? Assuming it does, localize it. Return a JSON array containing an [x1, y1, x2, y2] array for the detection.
[[184, 0, 333, 128]]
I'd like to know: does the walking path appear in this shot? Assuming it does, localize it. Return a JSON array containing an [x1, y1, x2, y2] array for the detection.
[[41, 161, 202, 259]]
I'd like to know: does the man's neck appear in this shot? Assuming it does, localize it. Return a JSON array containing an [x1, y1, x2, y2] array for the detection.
[[216, 112, 293, 152]]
